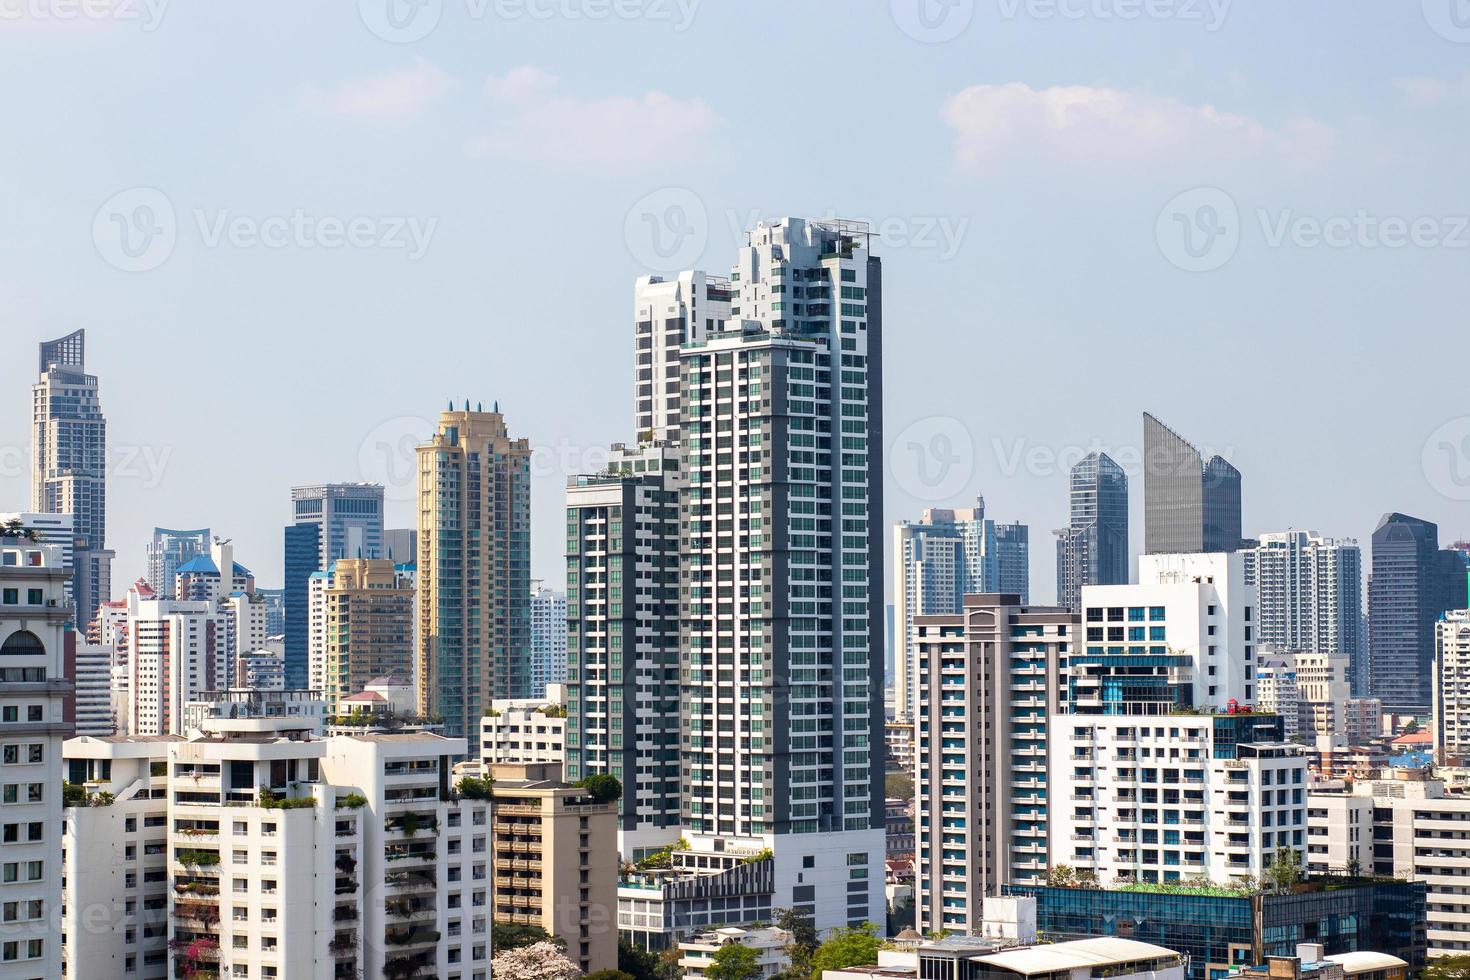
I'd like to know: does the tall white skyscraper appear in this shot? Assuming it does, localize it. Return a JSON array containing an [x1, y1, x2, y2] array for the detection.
[[32, 330, 113, 626], [0, 534, 71, 979], [634, 269, 733, 443], [893, 498, 1030, 720]]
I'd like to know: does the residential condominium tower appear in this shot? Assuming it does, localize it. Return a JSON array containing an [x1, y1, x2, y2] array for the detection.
[[893, 499, 1030, 720], [283, 483, 384, 689], [1054, 452, 1129, 611], [1142, 413, 1242, 555], [417, 405, 532, 751], [529, 580, 568, 695], [1435, 610, 1470, 765], [674, 218, 886, 929], [1241, 531, 1363, 686], [316, 558, 415, 712], [32, 330, 113, 625]]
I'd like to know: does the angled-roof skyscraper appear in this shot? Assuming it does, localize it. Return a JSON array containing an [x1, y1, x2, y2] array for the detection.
[[1143, 412, 1242, 554]]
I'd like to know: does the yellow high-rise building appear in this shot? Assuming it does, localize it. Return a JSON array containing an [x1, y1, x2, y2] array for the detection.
[[321, 557, 414, 712]]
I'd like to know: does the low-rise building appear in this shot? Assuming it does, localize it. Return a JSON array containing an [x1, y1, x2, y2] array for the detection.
[[1227, 946, 1409, 980], [679, 927, 792, 980], [480, 685, 567, 767]]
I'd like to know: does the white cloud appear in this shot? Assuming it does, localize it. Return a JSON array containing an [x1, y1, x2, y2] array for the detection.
[[1392, 75, 1468, 106], [942, 82, 1334, 173], [473, 67, 720, 174], [301, 59, 456, 122]]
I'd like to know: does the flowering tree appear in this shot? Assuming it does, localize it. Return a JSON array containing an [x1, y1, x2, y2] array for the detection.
[[491, 940, 582, 980]]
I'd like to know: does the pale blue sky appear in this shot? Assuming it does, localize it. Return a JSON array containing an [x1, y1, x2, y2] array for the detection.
[[2, 0, 1468, 598]]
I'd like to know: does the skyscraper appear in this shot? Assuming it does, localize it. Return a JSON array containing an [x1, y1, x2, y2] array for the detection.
[[1142, 412, 1242, 554], [1241, 531, 1363, 683], [316, 557, 414, 712], [145, 527, 210, 596], [893, 499, 1030, 720], [416, 405, 532, 751], [1368, 513, 1458, 712], [283, 483, 384, 689], [634, 269, 733, 443], [32, 330, 112, 625], [528, 580, 567, 696], [1054, 452, 1129, 610]]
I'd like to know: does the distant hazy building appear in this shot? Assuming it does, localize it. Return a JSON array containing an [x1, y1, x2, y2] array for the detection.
[[71, 642, 115, 736], [893, 499, 1030, 719], [1054, 452, 1129, 611], [284, 483, 384, 689], [31, 330, 113, 624], [1242, 532, 1363, 687], [1142, 412, 1242, 554], [145, 527, 210, 597], [382, 527, 417, 563], [529, 580, 567, 695], [1369, 513, 1465, 712], [1256, 657, 1302, 741], [416, 405, 532, 750], [316, 558, 414, 712]]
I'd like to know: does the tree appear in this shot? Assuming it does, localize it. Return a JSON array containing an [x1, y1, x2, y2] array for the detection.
[[887, 893, 916, 936], [809, 923, 881, 980], [774, 907, 819, 978], [576, 773, 623, 803], [1404, 719, 1421, 735], [885, 772, 914, 800], [619, 938, 661, 980], [585, 972, 636, 980], [1265, 846, 1303, 894], [655, 946, 684, 980], [1424, 955, 1470, 980], [492, 921, 555, 952], [490, 941, 582, 980], [706, 942, 763, 980]]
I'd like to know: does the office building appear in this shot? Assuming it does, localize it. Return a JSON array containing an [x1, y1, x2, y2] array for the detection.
[[564, 442, 684, 856], [1368, 513, 1463, 712], [417, 406, 532, 749], [1009, 880, 1425, 980], [481, 685, 566, 767], [314, 558, 414, 712], [893, 499, 1030, 720], [486, 761, 619, 973], [31, 330, 113, 625], [0, 534, 72, 980], [1048, 712, 1308, 886], [283, 483, 384, 690], [1434, 610, 1470, 765], [911, 595, 1075, 934], [1142, 413, 1242, 554], [528, 580, 567, 696], [145, 528, 210, 597], [1241, 532, 1363, 686], [1055, 452, 1129, 611], [673, 218, 886, 929], [382, 527, 417, 563]]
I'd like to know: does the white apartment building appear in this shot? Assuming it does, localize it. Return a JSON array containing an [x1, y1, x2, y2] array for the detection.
[[1079, 551, 1256, 713], [1048, 713, 1308, 885], [62, 693, 495, 980], [1435, 610, 1470, 765], [1304, 792, 1373, 877], [480, 684, 566, 766], [633, 269, 732, 444], [679, 927, 792, 980], [1256, 657, 1301, 741], [0, 537, 72, 980], [62, 735, 178, 979], [73, 640, 115, 735], [307, 569, 329, 695], [1241, 531, 1363, 672], [123, 586, 221, 737], [1293, 652, 1358, 740]]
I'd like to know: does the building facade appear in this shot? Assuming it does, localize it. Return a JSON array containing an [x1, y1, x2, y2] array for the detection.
[[1142, 413, 1242, 555], [31, 330, 113, 625], [145, 528, 210, 598], [316, 558, 414, 712], [911, 595, 1074, 934], [1368, 513, 1463, 712], [0, 536, 72, 980], [529, 581, 567, 696], [1241, 532, 1363, 685], [480, 688, 566, 767], [1435, 610, 1470, 765], [417, 407, 532, 749], [1055, 452, 1129, 612]]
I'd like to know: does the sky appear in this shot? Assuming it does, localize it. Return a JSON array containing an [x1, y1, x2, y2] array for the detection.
[[2, 0, 1468, 601]]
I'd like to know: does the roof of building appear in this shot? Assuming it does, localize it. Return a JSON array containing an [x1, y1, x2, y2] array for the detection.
[[1391, 731, 1431, 745], [176, 555, 253, 577], [1322, 952, 1407, 974], [345, 732, 449, 743], [340, 691, 388, 704], [365, 674, 413, 687], [972, 938, 1180, 976]]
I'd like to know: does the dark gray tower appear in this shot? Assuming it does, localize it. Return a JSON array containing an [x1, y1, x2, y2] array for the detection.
[[1143, 413, 1242, 554], [1369, 512, 1459, 712], [1055, 452, 1129, 609]]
